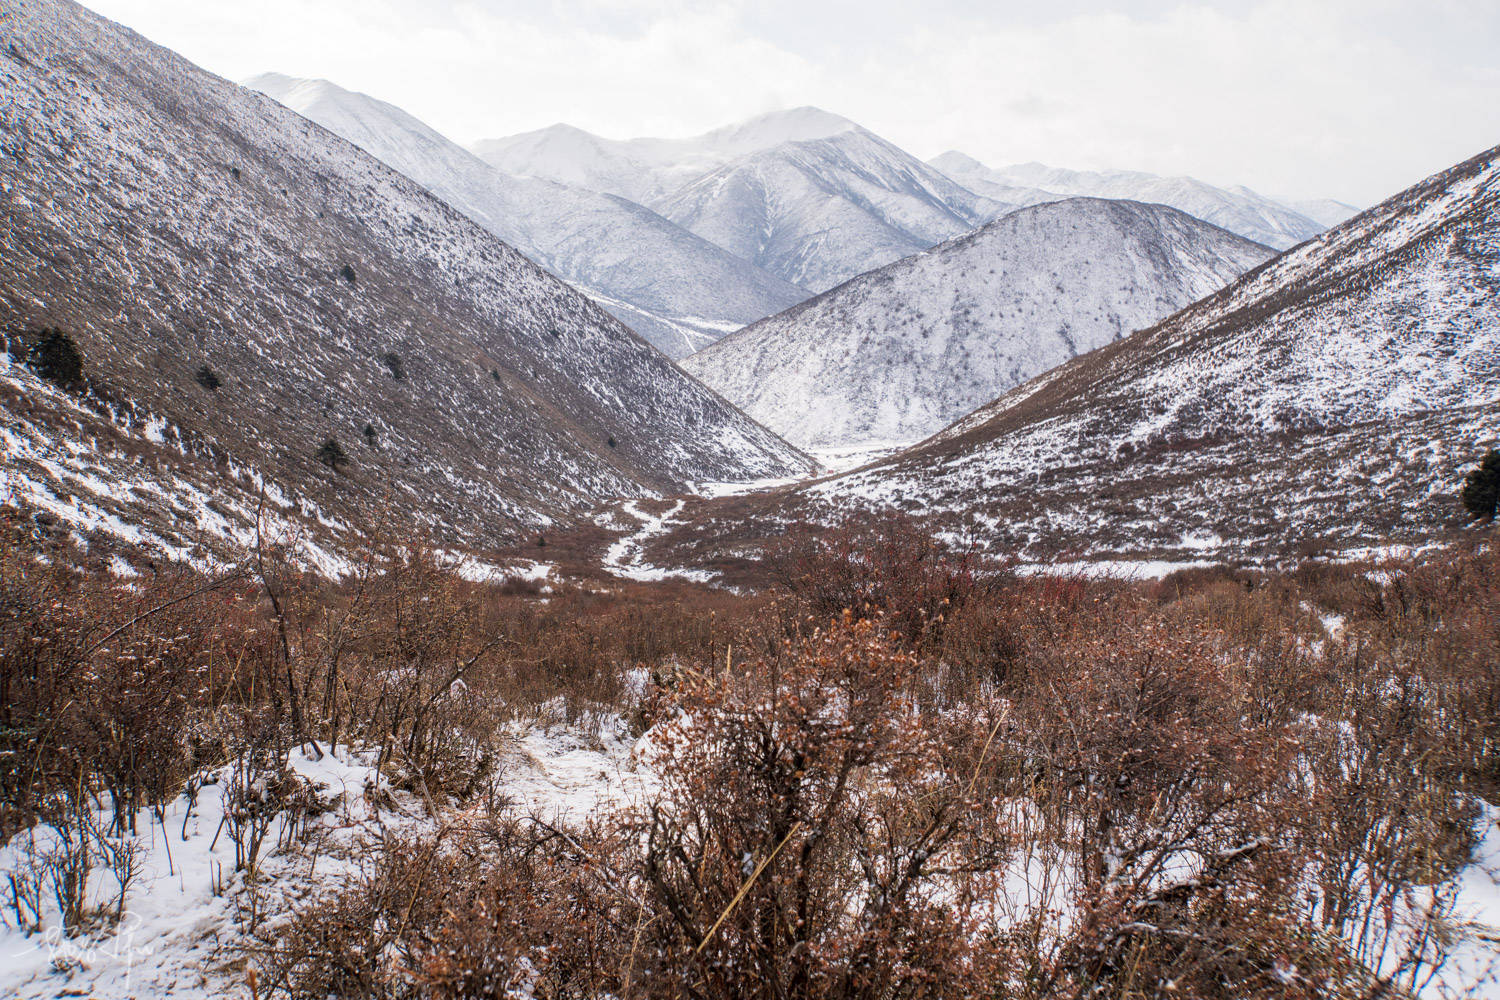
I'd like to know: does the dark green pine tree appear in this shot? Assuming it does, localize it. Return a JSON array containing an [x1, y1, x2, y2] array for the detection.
[[1460, 449, 1500, 519], [317, 437, 349, 473], [28, 328, 84, 386]]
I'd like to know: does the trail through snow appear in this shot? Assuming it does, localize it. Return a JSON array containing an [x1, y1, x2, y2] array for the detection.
[[601, 499, 714, 583]]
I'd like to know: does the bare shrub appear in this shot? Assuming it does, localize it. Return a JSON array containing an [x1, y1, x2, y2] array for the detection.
[[259, 818, 624, 1000], [769, 511, 989, 646], [624, 612, 1006, 1000], [41, 797, 92, 936], [3, 831, 47, 932], [91, 823, 145, 924]]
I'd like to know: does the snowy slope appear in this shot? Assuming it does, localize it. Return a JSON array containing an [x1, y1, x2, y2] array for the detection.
[[656, 129, 1012, 292], [472, 107, 860, 206], [0, 0, 811, 568], [930, 151, 1345, 250], [682, 199, 1271, 449], [247, 75, 807, 358], [812, 144, 1500, 562]]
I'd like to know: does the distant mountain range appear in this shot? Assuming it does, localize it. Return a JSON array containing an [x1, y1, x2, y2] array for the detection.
[[247, 75, 807, 358], [1, 0, 810, 568], [238, 86, 1358, 357], [473, 106, 863, 207], [682, 199, 1273, 449], [928, 152, 1359, 250], [480, 108, 1006, 294], [478, 115, 1359, 267]]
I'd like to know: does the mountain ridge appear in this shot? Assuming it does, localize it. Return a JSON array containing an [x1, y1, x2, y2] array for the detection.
[[0, 0, 811, 569], [682, 197, 1273, 449], [247, 74, 808, 358], [928, 150, 1354, 249], [656, 127, 1012, 292], [802, 142, 1500, 561]]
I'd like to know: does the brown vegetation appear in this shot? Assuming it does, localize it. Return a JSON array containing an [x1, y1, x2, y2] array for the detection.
[[2, 509, 1497, 997]]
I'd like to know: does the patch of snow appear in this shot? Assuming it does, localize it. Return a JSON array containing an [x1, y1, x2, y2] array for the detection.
[[601, 499, 716, 583]]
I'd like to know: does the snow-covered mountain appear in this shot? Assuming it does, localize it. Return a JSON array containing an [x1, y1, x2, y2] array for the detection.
[[247, 75, 807, 358], [808, 143, 1500, 563], [1286, 197, 1366, 229], [477, 111, 1356, 296], [656, 129, 1011, 292], [478, 113, 1010, 292], [472, 107, 860, 206], [682, 199, 1272, 449], [929, 152, 1351, 250], [0, 0, 811, 568]]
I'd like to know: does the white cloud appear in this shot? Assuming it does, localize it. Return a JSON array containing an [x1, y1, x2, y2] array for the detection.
[[82, 0, 1500, 204]]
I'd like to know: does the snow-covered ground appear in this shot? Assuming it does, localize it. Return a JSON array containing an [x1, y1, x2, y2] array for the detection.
[[1013, 558, 1219, 580], [808, 442, 912, 475], [0, 744, 398, 1000], [3, 721, 1495, 998], [0, 722, 647, 1000], [1447, 804, 1500, 996]]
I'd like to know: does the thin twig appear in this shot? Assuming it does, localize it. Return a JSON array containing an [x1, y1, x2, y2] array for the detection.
[[694, 821, 802, 957]]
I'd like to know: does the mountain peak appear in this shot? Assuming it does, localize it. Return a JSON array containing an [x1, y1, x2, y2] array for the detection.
[[245, 72, 341, 102], [930, 149, 987, 168], [695, 106, 860, 156]]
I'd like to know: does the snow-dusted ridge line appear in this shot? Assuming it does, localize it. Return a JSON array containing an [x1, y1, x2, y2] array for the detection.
[[246, 75, 808, 359], [928, 151, 1352, 250], [799, 142, 1500, 563], [0, 0, 813, 569], [684, 197, 1273, 449]]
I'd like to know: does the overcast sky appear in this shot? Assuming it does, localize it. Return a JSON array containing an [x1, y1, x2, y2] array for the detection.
[[83, 0, 1499, 205]]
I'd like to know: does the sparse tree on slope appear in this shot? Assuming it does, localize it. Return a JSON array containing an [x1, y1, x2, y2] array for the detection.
[[27, 329, 84, 387], [1461, 449, 1500, 519], [316, 438, 348, 473]]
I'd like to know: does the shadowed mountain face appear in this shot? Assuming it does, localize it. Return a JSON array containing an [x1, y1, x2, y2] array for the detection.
[[248, 75, 809, 359], [0, 0, 810, 567], [683, 198, 1272, 450], [803, 144, 1500, 563]]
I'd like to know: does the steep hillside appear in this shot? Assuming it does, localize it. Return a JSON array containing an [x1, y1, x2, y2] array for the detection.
[[930, 152, 1345, 250], [810, 144, 1500, 563], [248, 75, 807, 357], [657, 130, 1010, 292], [471, 107, 860, 206], [0, 0, 810, 569], [683, 199, 1271, 449]]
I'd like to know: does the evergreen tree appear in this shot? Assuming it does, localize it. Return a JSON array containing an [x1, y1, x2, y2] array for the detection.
[[1461, 449, 1500, 519], [317, 438, 349, 473], [28, 328, 83, 387]]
